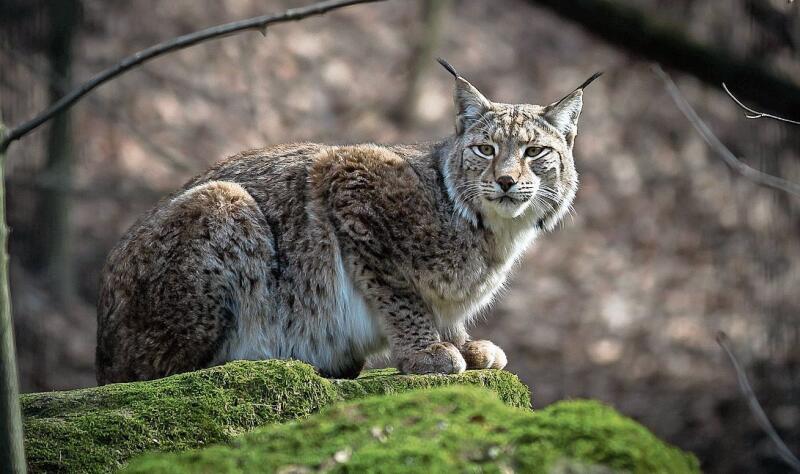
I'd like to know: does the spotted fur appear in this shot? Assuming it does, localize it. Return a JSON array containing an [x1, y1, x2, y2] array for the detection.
[[95, 64, 598, 383]]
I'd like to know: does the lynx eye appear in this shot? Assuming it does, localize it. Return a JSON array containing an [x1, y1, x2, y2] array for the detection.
[[471, 144, 496, 159], [524, 146, 550, 159]]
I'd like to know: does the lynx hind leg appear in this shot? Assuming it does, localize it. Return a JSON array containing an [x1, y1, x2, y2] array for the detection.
[[97, 181, 274, 383], [461, 340, 507, 370]]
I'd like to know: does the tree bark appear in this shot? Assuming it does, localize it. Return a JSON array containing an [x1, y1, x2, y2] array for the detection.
[[0, 123, 26, 474], [527, 0, 800, 121]]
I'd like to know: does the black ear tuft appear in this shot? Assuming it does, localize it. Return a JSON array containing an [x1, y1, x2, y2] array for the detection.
[[550, 71, 603, 109], [577, 71, 603, 91], [436, 57, 460, 79]]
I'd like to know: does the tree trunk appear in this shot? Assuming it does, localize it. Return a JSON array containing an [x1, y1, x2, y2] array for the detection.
[[398, 0, 451, 125], [0, 124, 26, 474], [34, 0, 79, 303]]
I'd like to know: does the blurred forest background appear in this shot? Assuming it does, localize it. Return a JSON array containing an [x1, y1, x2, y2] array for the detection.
[[1, 0, 799, 472]]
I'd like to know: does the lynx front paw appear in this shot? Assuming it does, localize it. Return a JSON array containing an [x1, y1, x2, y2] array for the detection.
[[461, 340, 507, 370], [398, 342, 467, 375]]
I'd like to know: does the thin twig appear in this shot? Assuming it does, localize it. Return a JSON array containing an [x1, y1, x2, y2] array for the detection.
[[0, 0, 388, 153], [722, 83, 800, 125], [716, 332, 800, 472], [652, 65, 800, 198], [0, 45, 192, 172]]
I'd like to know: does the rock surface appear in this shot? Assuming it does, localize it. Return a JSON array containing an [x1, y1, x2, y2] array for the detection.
[[21, 360, 530, 473]]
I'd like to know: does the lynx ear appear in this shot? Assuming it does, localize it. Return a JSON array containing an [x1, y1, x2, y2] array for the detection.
[[437, 58, 492, 134], [545, 72, 602, 140]]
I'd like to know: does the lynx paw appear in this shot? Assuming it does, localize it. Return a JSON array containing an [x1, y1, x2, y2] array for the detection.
[[398, 342, 467, 375], [461, 340, 507, 370]]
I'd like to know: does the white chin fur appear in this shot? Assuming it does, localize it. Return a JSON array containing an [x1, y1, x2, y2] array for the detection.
[[483, 197, 531, 219]]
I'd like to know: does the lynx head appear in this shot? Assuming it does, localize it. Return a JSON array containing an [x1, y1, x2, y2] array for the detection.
[[438, 58, 600, 231]]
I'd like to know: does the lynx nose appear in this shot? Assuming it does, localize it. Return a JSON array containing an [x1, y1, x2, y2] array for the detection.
[[496, 175, 516, 192]]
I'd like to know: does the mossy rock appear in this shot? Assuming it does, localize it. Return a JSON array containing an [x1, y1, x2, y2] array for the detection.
[[21, 360, 530, 473], [125, 386, 700, 473]]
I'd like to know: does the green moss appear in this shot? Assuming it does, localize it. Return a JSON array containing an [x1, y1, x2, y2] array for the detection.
[[334, 367, 531, 409], [125, 386, 699, 474], [22, 360, 529, 473]]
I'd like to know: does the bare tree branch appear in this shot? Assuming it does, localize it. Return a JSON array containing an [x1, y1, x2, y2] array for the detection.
[[0, 44, 193, 172], [722, 83, 800, 125], [0, 0, 389, 153], [745, 0, 797, 52], [526, 0, 800, 122], [652, 65, 800, 198], [716, 332, 800, 473]]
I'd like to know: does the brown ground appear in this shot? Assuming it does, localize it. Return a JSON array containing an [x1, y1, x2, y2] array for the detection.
[[2, 1, 799, 472]]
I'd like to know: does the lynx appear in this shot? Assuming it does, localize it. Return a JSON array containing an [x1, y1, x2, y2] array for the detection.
[[96, 59, 600, 384]]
